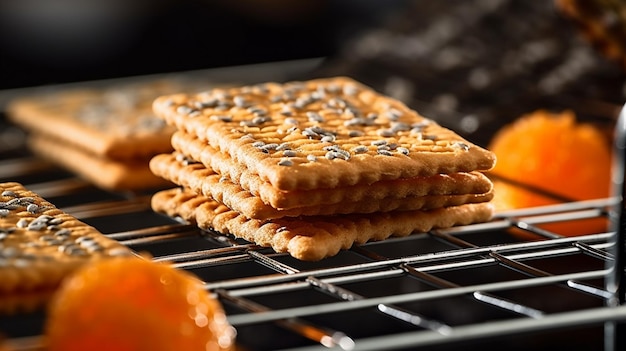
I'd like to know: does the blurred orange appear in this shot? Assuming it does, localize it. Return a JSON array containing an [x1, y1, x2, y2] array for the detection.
[[488, 110, 612, 236], [45, 257, 235, 351]]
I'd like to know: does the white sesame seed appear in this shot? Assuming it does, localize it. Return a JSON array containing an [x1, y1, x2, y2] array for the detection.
[[278, 158, 293, 166]]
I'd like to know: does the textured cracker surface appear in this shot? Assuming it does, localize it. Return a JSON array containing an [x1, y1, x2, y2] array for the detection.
[[0, 182, 133, 312], [150, 152, 493, 219], [168, 133, 494, 209], [151, 187, 495, 261], [153, 77, 496, 191], [6, 81, 182, 160]]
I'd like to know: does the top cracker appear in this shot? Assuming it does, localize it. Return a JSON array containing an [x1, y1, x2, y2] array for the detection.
[[154, 77, 496, 191]]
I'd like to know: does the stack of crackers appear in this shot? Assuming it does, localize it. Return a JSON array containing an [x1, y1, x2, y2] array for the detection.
[[150, 77, 496, 260], [6, 80, 218, 191]]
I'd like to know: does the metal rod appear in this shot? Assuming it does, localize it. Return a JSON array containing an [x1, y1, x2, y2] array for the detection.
[[607, 102, 626, 351]]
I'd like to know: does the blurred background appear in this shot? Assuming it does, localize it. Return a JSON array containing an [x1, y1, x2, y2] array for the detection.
[[1, 0, 626, 146], [0, 0, 402, 89]]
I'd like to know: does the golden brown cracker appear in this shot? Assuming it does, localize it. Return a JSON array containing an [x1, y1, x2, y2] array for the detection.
[[0, 182, 133, 312], [153, 77, 496, 191], [151, 187, 495, 261], [150, 152, 494, 219], [7, 81, 182, 160], [29, 135, 172, 191], [169, 132, 494, 209]]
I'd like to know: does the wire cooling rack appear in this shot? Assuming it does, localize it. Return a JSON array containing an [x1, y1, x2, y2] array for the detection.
[[1, 62, 625, 351]]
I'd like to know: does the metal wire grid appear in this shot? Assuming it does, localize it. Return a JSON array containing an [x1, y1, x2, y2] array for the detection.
[[1, 153, 625, 351], [0, 61, 625, 350]]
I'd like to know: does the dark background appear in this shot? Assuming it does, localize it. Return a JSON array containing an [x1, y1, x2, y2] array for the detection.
[[0, 0, 405, 89], [1, 0, 625, 147]]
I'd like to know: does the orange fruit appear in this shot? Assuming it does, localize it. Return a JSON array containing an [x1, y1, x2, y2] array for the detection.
[[488, 110, 612, 236], [45, 257, 235, 351]]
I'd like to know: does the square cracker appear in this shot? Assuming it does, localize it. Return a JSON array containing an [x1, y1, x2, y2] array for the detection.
[[168, 131, 494, 209], [151, 187, 495, 261], [150, 152, 494, 219], [0, 182, 133, 313], [7, 80, 183, 160], [30, 135, 172, 191], [153, 77, 496, 191]]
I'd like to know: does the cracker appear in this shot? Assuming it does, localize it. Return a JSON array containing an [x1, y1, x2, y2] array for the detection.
[[151, 187, 495, 261], [30, 135, 172, 191], [169, 132, 494, 209], [150, 152, 494, 219], [0, 182, 133, 313], [153, 77, 496, 191], [7, 80, 182, 160]]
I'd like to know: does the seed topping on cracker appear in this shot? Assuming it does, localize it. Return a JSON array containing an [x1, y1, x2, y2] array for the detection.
[[155, 77, 496, 190], [0, 183, 131, 275]]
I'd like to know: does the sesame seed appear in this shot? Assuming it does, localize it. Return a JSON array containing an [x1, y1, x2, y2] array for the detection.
[[278, 158, 293, 166], [233, 95, 248, 108], [391, 122, 411, 133], [302, 128, 319, 139], [377, 129, 394, 137], [353, 145, 368, 153], [321, 135, 336, 143], [453, 142, 470, 151], [371, 140, 388, 146], [0, 209, 8, 217], [55, 228, 72, 238], [252, 141, 265, 148], [248, 107, 268, 116], [397, 147, 410, 155], [49, 218, 64, 225], [196, 98, 218, 108], [306, 111, 324, 123], [16, 218, 29, 228], [261, 143, 279, 152], [176, 105, 197, 116], [348, 130, 364, 137], [280, 106, 293, 116], [26, 204, 39, 214], [386, 108, 403, 121], [307, 154, 317, 162], [1, 191, 16, 197], [284, 118, 298, 125], [283, 149, 297, 157], [378, 149, 393, 156], [343, 84, 358, 96], [276, 143, 291, 151], [252, 116, 268, 125], [210, 115, 233, 122]]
